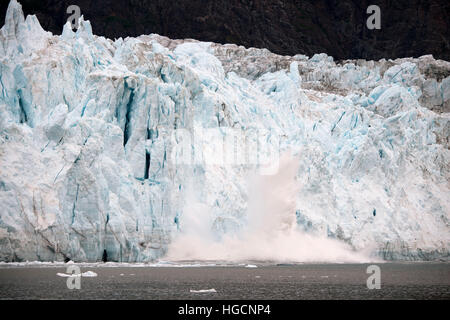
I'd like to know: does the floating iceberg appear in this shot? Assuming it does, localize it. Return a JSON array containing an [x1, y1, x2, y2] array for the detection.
[[56, 270, 97, 277], [0, 0, 449, 262], [190, 289, 217, 293]]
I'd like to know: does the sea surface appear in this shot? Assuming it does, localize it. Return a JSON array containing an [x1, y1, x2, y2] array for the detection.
[[0, 262, 448, 299]]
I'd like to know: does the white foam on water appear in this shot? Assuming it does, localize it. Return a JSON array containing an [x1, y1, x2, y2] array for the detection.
[[0, 261, 228, 268]]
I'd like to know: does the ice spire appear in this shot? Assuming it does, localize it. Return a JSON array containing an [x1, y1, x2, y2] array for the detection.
[[75, 16, 94, 40], [62, 15, 94, 41], [3, 0, 24, 36], [0, 0, 50, 57]]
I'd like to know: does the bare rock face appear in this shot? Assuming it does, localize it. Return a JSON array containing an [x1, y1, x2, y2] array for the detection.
[[0, 0, 448, 61]]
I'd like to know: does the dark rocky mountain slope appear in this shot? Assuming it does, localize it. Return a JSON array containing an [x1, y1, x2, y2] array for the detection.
[[0, 0, 449, 60]]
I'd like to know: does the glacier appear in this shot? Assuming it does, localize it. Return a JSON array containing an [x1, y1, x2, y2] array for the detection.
[[0, 0, 449, 262]]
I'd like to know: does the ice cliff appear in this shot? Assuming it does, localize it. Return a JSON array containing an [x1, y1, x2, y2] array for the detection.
[[0, 0, 449, 262]]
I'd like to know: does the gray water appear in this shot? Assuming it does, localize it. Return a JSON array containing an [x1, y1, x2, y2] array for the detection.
[[0, 263, 448, 299]]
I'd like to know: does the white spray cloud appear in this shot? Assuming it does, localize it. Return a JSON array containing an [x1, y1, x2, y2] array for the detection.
[[166, 152, 375, 263]]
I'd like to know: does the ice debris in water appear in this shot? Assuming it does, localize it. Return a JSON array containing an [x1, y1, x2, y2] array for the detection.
[[190, 289, 217, 293], [56, 271, 97, 277], [0, 0, 449, 262]]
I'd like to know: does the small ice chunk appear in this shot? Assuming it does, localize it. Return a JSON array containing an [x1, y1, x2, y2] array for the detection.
[[245, 264, 258, 268], [56, 273, 72, 277], [56, 271, 97, 277], [190, 289, 217, 293]]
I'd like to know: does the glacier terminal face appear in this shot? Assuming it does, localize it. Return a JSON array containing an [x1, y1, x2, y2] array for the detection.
[[0, 0, 449, 262]]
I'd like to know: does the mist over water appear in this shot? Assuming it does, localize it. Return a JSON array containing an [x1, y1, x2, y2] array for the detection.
[[166, 153, 373, 263]]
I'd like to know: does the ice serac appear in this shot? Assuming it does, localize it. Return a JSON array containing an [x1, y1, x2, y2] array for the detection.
[[0, 0, 449, 262]]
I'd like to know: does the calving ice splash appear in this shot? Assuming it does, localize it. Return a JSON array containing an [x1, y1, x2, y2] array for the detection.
[[166, 152, 372, 262], [0, 0, 449, 263]]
